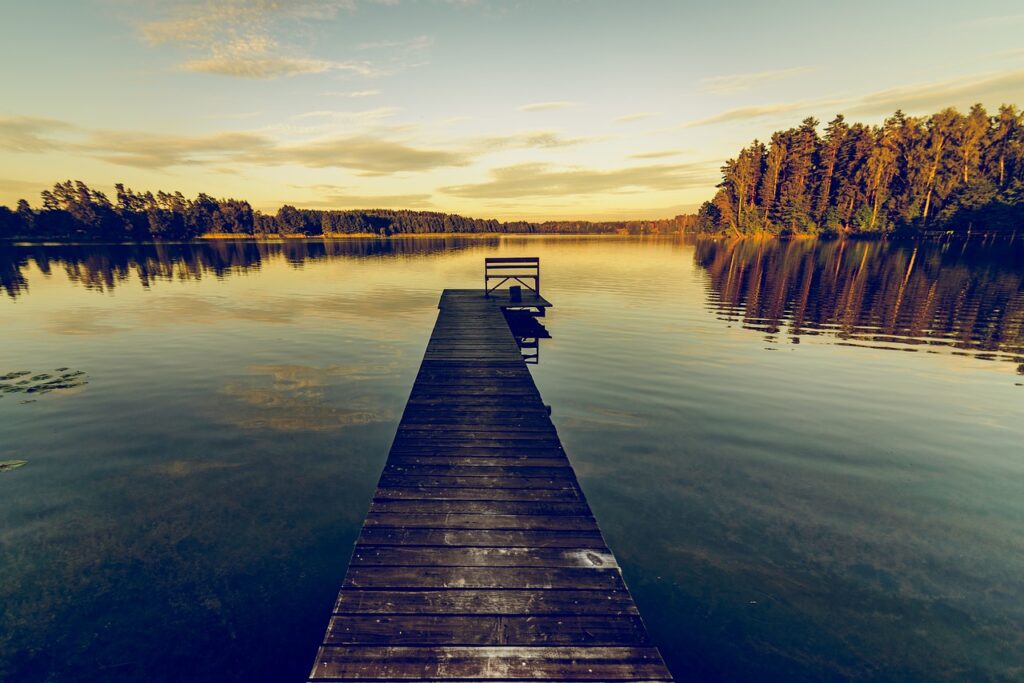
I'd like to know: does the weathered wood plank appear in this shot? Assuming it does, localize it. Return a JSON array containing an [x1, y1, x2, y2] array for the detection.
[[372, 487, 581, 502], [334, 589, 640, 616], [383, 465, 574, 477], [362, 513, 601, 531], [356, 528, 606, 548], [385, 458, 571, 469], [310, 646, 671, 681], [377, 474, 576, 489], [350, 547, 618, 569], [343, 566, 625, 590], [369, 500, 592, 516], [323, 615, 651, 646], [386, 447, 566, 458]]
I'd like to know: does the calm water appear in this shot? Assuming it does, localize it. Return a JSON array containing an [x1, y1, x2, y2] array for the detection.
[[1, 237, 1022, 683]]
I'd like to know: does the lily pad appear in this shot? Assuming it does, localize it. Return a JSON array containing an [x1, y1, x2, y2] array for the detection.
[[0, 371, 30, 381], [0, 368, 88, 397], [0, 460, 28, 473]]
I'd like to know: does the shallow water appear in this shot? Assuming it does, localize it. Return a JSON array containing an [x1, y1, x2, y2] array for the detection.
[[1, 236, 1022, 682]]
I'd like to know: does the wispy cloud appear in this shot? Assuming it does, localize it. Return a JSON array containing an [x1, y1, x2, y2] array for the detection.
[[279, 136, 468, 173], [139, 0, 370, 79], [291, 107, 401, 123], [321, 89, 382, 98], [517, 101, 580, 113], [969, 13, 1024, 26], [3, 115, 467, 174], [613, 112, 659, 124], [683, 102, 819, 127], [295, 185, 435, 209], [845, 69, 1024, 116], [440, 161, 716, 199], [630, 149, 683, 160], [0, 116, 75, 152], [700, 67, 814, 95], [474, 130, 595, 150], [0, 177, 48, 195], [139, 1, 356, 46], [356, 35, 434, 51], [182, 37, 373, 78], [685, 69, 1024, 128], [1, 112, 606, 175], [83, 130, 276, 169]]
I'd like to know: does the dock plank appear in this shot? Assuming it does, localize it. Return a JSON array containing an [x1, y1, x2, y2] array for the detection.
[[308, 288, 671, 682]]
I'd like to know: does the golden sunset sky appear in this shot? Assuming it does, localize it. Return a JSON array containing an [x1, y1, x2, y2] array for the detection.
[[2, 0, 1023, 220]]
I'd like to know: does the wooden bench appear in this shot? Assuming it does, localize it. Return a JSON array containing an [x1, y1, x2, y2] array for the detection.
[[485, 257, 540, 297]]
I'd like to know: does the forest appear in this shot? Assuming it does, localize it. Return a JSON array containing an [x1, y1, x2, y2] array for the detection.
[[0, 181, 694, 241], [3, 103, 1021, 241], [695, 104, 1024, 236]]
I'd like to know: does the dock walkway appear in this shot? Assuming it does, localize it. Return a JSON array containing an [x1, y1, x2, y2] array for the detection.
[[308, 289, 673, 682]]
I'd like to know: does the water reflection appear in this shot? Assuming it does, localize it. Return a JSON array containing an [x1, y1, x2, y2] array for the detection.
[[0, 237, 494, 298], [694, 237, 1024, 372], [2, 236, 1022, 682], [505, 310, 551, 364]]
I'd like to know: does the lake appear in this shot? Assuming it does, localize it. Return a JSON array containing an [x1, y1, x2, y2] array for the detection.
[[1, 236, 1022, 682]]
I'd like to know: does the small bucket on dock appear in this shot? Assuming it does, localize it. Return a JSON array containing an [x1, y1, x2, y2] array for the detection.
[[509, 285, 522, 302]]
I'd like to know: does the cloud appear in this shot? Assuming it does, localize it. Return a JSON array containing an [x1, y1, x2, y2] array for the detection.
[[140, 1, 355, 46], [82, 130, 275, 168], [474, 130, 594, 150], [969, 13, 1024, 26], [291, 107, 400, 123], [138, 1, 369, 79], [0, 178, 48, 194], [279, 136, 469, 172], [844, 69, 1024, 117], [700, 67, 814, 95], [439, 161, 716, 199], [684, 69, 1024, 127], [356, 35, 434, 51], [613, 112, 659, 124], [182, 37, 373, 78], [517, 101, 580, 112], [630, 150, 683, 160], [321, 89, 382, 98], [0, 116, 74, 152], [296, 186, 435, 209], [683, 102, 820, 127], [71, 127, 467, 173]]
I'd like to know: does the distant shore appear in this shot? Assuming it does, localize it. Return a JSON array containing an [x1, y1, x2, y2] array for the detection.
[[2, 230, 1016, 247], [198, 231, 658, 239], [0, 231, 687, 246]]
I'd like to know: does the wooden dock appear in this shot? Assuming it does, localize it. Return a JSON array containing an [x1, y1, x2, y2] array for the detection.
[[308, 288, 673, 682]]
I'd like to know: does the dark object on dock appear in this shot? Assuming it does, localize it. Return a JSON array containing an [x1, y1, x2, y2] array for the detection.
[[307, 274, 672, 681]]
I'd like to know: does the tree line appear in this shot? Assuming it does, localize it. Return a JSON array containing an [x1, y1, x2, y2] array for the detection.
[[0, 180, 694, 241], [695, 104, 1024, 236]]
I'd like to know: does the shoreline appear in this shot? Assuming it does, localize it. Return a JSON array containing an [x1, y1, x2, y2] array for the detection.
[[0, 230, 1012, 247], [0, 232, 684, 247]]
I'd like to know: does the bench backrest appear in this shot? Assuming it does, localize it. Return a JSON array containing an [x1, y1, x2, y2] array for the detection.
[[484, 257, 540, 296]]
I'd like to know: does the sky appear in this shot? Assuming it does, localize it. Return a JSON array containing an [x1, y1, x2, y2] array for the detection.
[[1, 0, 1023, 221]]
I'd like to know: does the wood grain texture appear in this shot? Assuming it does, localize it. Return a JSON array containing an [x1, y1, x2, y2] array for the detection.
[[308, 289, 672, 682]]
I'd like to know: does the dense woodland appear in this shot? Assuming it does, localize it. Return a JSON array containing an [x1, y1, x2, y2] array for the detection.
[[3, 103, 1021, 241], [0, 181, 694, 241], [696, 104, 1024, 235]]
